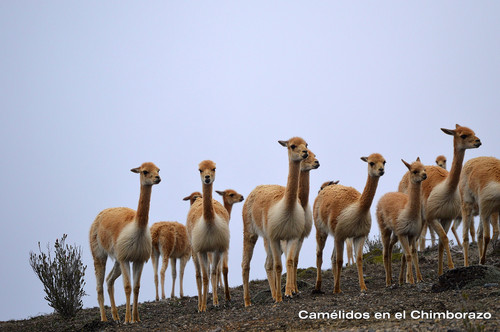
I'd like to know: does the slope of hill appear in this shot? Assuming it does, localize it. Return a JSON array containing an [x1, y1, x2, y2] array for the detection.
[[2, 242, 499, 331]]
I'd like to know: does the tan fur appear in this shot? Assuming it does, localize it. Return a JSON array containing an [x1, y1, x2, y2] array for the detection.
[[213, 189, 244, 300], [460, 156, 500, 266], [183, 192, 202, 206], [281, 151, 320, 294], [377, 158, 427, 286], [319, 180, 340, 193], [150, 221, 191, 300], [317, 180, 353, 266], [242, 137, 309, 307], [314, 153, 385, 294], [89, 162, 161, 323], [435, 155, 447, 169], [186, 160, 230, 312], [398, 125, 481, 275], [419, 155, 447, 250]]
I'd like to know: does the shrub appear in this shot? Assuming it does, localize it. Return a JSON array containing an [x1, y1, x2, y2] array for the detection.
[[364, 235, 402, 254], [29, 234, 87, 318]]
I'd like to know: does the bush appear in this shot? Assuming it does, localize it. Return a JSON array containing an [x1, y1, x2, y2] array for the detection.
[[363, 235, 402, 254], [29, 234, 87, 318]]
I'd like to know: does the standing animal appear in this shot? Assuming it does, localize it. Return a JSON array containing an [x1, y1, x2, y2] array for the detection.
[[460, 156, 500, 266], [398, 124, 481, 275], [150, 221, 191, 300], [317, 180, 354, 266], [241, 137, 309, 307], [377, 158, 427, 286], [89, 162, 161, 322], [280, 150, 320, 294], [214, 189, 244, 300], [314, 153, 386, 294], [418, 156, 446, 250], [186, 160, 230, 312]]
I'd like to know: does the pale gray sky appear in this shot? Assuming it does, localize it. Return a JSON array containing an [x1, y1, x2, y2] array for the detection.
[[1, 1, 499, 321]]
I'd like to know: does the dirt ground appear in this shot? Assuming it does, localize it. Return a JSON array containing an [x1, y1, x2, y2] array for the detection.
[[2, 241, 500, 332]]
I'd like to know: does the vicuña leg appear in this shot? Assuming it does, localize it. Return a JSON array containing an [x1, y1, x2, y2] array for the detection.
[[222, 250, 230, 301], [170, 257, 177, 298], [242, 232, 258, 307], [411, 237, 423, 282], [333, 238, 345, 293], [398, 236, 414, 284], [179, 256, 189, 297], [314, 230, 327, 292], [381, 229, 392, 286], [131, 261, 144, 322], [160, 256, 169, 300], [93, 255, 108, 321], [192, 254, 203, 311], [270, 239, 284, 303], [428, 218, 454, 275], [353, 237, 367, 292], [210, 251, 222, 307], [284, 239, 299, 297], [462, 201, 474, 267], [119, 261, 132, 323], [480, 213, 491, 265], [106, 261, 122, 321]]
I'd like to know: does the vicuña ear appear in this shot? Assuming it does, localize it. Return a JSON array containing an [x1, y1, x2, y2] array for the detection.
[[360, 157, 368, 162], [278, 140, 288, 147], [131, 167, 141, 173], [333, 180, 340, 185], [441, 128, 456, 136], [401, 159, 411, 170], [182, 196, 191, 201], [416, 157, 421, 162], [215, 190, 225, 196]]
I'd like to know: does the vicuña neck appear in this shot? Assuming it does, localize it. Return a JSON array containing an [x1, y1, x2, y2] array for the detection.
[[202, 182, 215, 222], [407, 181, 422, 217], [136, 185, 152, 229], [445, 146, 465, 193], [223, 199, 233, 218], [358, 175, 379, 213], [284, 159, 301, 210], [298, 170, 310, 209]]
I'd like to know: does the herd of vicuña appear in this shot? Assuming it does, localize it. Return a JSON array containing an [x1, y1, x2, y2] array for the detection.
[[89, 124, 500, 322]]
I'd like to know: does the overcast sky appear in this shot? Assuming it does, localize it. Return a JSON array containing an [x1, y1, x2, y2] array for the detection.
[[1, 1, 499, 321]]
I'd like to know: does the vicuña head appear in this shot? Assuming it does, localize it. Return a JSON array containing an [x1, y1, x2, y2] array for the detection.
[[199, 160, 216, 185], [131, 162, 161, 185], [361, 153, 386, 177], [435, 155, 447, 169], [441, 124, 481, 150], [278, 137, 309, 162], [403, 157, 427, 184], [183, 192, 202, 205]]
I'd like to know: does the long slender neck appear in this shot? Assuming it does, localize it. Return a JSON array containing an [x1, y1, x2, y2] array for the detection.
[[223, 199, 233, 218], [445, 145, 465, 193], [298, 170, 310, 209], [284, 159, 301, 209], [202, 182, 215, 222], [358, 175, 379, 213], [136, 185, 152, 229], [407, 180, 422, 217]]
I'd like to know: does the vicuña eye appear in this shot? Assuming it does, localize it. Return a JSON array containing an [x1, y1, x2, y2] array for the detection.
[[290, 144, 296, 149], [369, 162, 375, 166], [460, 134, 468, 139], [143, 171, 149, 175]]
